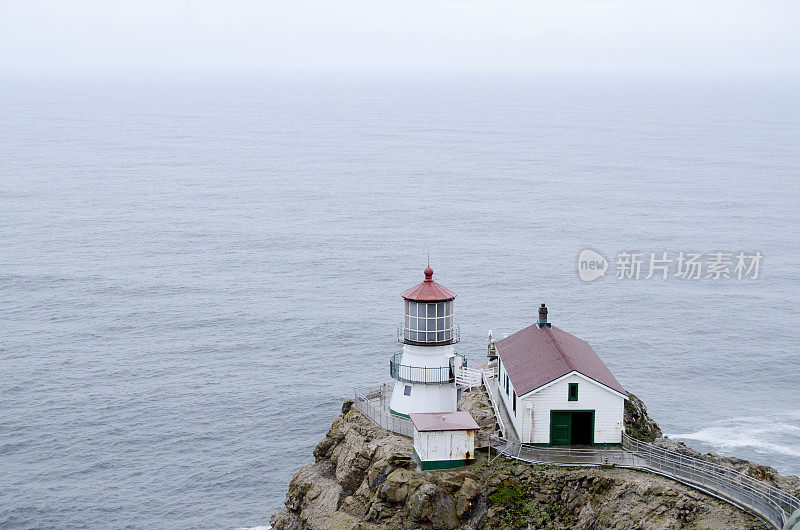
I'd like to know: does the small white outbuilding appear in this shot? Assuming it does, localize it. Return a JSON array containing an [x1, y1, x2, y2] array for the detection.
[[409, 411, 479, 470]]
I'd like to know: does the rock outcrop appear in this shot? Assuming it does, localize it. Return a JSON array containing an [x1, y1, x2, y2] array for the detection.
[[269, 388, 796, 529], [623, 392, 663, 442]]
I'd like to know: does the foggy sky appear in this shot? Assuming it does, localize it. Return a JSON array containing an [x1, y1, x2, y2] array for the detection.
[[1, 0, 799, 74]]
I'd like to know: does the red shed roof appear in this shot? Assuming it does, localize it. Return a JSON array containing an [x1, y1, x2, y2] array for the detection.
[[409, 411, 479, 432], [495, 324, 626, 397], [401, 267, 456, 301]]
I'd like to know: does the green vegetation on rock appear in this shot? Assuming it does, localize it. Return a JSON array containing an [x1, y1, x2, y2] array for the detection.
[[486, 480, 575, 528]]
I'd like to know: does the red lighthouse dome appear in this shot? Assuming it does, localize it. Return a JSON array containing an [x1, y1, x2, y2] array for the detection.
[[401, 267, 457, 302]]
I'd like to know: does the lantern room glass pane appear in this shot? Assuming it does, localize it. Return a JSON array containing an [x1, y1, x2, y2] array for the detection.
[[403, 298, 455, 343]]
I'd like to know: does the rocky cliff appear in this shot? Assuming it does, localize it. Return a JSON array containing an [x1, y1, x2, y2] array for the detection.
[[270, 388, 797, 529]]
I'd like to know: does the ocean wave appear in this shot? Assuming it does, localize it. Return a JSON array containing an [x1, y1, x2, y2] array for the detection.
[[668, 413, 800, 459]]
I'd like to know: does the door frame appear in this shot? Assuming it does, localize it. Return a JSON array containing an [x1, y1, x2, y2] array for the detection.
[[549, 410, 595, 446]]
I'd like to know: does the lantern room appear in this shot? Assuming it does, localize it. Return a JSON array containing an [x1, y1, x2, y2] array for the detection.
[[401, 266, 458, 345]]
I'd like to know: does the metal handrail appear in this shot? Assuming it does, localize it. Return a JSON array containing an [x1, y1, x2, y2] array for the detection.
[[396, 323, 461, 345], [491, 437, 632, 467], [622, 434, 799, 505], [489, 434, 799, 529], [481, 369, 507, 438], [389, 352, 456, 384], [353, 384, 413, 438], [622, 433, 800, 528]]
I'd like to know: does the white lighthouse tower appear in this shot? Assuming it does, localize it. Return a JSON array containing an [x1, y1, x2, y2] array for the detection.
[[389, 266, 463, 417]]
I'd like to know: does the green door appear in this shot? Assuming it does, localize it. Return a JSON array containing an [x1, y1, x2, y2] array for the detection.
[[550, 411, 571, 445]]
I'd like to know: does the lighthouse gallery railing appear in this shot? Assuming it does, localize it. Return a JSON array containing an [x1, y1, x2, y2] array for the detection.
[[389, 352, 465, 384]]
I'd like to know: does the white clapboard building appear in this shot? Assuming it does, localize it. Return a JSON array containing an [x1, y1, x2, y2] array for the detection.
[[410, 411, 479, 470], [494, 304, 627, 445]]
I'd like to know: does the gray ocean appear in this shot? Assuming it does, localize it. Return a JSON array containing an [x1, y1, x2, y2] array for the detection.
[[1, 73, 799, 528]]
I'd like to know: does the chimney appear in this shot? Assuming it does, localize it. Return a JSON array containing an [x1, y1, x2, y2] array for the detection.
[[538, 303, 550, 328]]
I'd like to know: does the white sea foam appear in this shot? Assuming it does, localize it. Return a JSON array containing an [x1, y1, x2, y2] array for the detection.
[[669, 413, 800, 459]]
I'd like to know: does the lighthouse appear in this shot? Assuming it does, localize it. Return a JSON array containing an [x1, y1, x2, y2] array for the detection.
[[389, 266, 463, 417]]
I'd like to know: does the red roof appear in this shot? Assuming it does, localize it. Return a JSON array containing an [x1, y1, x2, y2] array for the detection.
[[401, 267, 456, 301], [495, 324, 626, 397], [409, 411, 479, 432]]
